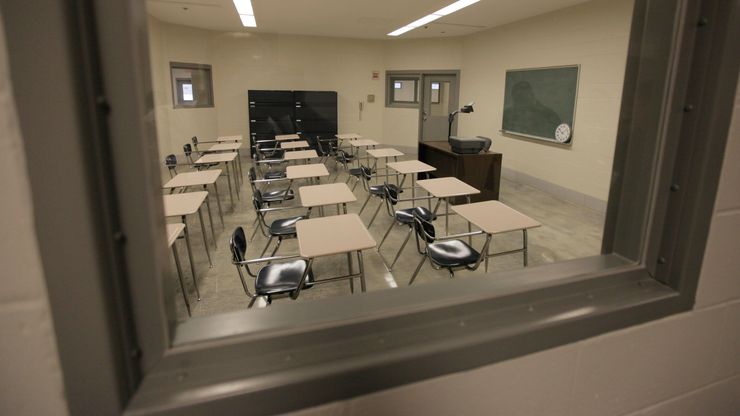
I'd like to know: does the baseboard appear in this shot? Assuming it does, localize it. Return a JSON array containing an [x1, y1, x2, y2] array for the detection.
[[501, 167, 607, 213]]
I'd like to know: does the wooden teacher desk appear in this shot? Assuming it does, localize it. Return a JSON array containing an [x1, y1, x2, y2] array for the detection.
[[418, 141, 502, 202]]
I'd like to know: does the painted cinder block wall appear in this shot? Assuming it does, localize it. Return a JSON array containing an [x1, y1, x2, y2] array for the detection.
[[0, 8, 738, 416]]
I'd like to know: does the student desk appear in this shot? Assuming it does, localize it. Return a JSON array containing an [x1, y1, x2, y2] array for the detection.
[[163, 191, 214, 267], [275, 134, 301, 141], [335, 133, 361, 149], [452, 200, 541, 270], [283, 149, 319, 164], [202, 143, 244, 179], [299, 182, 357, 216], [167, 223, 199, 317], [367, 148, 404, 185], [163, 170, 226, 223], [296, 214, 376, 293], [194, 152, 240, 201], [417, 177, 480, 236], [387, 160, 436, 205], [281, 140, 310, 150], [349, 139, 378, 166]]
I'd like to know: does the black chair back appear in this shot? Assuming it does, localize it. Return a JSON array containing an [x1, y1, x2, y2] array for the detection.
[[165, 154, 177, 168], [335, 149, 349, 165], [230, 227, 248, 263], [413, 212, 436, 248], [360, 165, 373, 181], [183, 144, 192, 157], [384, 183, 399, 205], [191, 136, 199, 146]]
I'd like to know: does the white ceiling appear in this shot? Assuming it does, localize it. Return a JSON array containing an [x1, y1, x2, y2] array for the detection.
[[147, 0, 592, 40]]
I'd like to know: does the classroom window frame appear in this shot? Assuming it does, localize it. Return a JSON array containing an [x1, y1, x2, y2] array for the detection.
[[2, 0, 739, 415], [169, 61, 215, 109], [386, 72, 421, 107]]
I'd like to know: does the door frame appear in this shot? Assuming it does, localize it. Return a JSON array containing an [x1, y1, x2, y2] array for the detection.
[[417, 70, 461, 142]]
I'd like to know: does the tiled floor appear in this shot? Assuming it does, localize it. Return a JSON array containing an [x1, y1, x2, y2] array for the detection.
[[167, 156, 605, 321]]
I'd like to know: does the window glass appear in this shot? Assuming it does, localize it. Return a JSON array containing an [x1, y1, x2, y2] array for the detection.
[[392, 79, 418, 103], [170, 63, 213, 108]]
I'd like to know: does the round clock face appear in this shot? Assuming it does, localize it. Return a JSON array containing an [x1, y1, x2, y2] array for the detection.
[[555, 123, 571, 143]]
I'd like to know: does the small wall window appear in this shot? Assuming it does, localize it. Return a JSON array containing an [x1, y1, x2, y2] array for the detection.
[[386, 73, 420, 108], [170, 62, 214, 108]]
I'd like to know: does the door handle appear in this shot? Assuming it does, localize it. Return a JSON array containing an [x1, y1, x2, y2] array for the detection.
[[422, 111, 428, 121]]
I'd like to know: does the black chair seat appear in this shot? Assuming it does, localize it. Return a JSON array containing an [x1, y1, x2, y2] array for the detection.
[[269, 216, 303, 236], [255, 260, 314, 295], [395, 207, 436, 224], [262, 189, 295, 202], [264, 170, 286, 180], [349, 167, 363, 177], [369, 183, 401, 196], [427, 240, 481, 268]]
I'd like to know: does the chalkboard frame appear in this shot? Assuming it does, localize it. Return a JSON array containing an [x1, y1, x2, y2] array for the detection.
[[500, 64, 580, 146]]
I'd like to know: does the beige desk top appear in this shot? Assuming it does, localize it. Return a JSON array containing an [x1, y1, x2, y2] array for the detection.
[[367, 148, 404, 158], [205, 142, 242, 152], [275, 134, 301, 141], [387, 160, 436, 174], [283, 150, 318, 161], [195, 152, 238, 164], [281, 140, 310, 150], [166, 223, 185, 247], [299, 183, 357, 208], [452, 201, 541, 235], [163, 170, 221, 189], [336, 133, 361, 140], [216, 135, 243, 142], [350, 139, 379, 147], [163, 191, 208, 217], [417, 177, 480, 198], [296, 214, 376, 258], [286, 164, 330, 180]]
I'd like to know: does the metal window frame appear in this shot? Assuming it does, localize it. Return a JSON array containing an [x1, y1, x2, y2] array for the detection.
[[386, 72, 421, 107], [1, 0, 739, 415], [169, 61, 215, 109]]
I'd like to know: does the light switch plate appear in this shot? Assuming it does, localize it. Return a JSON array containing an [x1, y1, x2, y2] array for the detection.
[[367, 94, 375, 103]]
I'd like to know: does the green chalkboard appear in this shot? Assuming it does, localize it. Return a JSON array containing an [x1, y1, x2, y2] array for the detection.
[[501, 65, 579, 144]]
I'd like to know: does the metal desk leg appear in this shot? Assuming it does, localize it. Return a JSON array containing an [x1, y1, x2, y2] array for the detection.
[[358, 250, 366, 292], [213, 182, 224, 227], [224, 163, 234, 207], [203, 186, 217, 248], [171, 241, 191, 317], [229, 162, 240, 199], [445, 198, 450, 236], [485, 231, 490, 272], [197, 207, 213, 267], [467, 195, 472, 246], [181, 219, 199, 295], [523, 229, 528, 267]]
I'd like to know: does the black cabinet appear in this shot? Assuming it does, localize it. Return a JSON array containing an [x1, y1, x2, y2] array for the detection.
[[248, 90, 337, 157]]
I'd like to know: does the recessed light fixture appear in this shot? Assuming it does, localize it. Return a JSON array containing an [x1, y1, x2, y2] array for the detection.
[[233, 0, 257, 27], [387, 0, 479, 37]]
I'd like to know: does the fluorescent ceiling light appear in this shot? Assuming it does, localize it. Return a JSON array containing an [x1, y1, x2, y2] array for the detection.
[[233, 0, 257, 27], [434, 0, 480, 16], [233, 0, 253, 15], [239, 14, 257, 27], [387, 0, 480, 36], [407, 14, 443, 27], [388, 26, 415, 37]]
